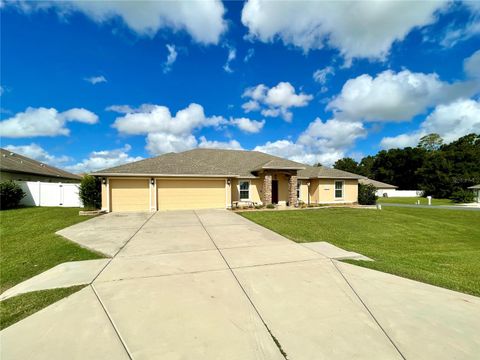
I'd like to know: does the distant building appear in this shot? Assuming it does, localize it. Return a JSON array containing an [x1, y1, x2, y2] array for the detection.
[[468, 184, 480, 203], [0, 148, 81, 183], [359, 177, 398, 197]]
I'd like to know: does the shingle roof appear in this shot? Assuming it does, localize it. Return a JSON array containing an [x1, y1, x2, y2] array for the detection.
[[0, 148, 81, 180], [359, 177, 398, 189], [93, 148, 361, 180], [297, 165, 362, 179]]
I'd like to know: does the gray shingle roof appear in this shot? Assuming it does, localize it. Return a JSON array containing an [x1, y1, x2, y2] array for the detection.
[[0, 148, 81, 180], [297, 165, 362, 179], [359, 177, 398, 189], [93, 148, 361, 180]]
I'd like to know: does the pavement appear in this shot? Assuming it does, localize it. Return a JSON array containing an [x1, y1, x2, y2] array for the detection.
[[1, 209, 479, 359]]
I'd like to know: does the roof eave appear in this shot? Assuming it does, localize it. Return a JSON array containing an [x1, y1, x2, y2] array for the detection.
[[91, 172, 240, 178]]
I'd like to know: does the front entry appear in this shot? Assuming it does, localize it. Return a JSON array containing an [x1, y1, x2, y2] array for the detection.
[[272, 180, 279, 204]]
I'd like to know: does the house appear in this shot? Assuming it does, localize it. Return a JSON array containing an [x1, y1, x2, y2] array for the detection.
[[93, 148, 361, 212], [468, 184, 480, 203], [359, 177, 398, 197], [0, 148, 81, 183]]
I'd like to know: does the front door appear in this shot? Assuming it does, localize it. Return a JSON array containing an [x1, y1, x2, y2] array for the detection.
[[272, 180, 279, 204]]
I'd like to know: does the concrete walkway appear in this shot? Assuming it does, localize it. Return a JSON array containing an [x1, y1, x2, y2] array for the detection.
[[1, 210, 479, 359]]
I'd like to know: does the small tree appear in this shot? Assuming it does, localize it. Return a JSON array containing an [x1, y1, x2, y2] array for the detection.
[[450, 189, 475, 204], [0, 180, 26, 210], [358, 183, 377, 205], [79, 175, 101, 210]]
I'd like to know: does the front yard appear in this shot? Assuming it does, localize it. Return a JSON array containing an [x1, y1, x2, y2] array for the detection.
[[377, 197, 454, 205], [241, 207, 480, 297], [0, 207, 104, 329]]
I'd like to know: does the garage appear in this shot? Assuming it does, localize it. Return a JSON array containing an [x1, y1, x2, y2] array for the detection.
[[157, 179, 226, 210], [110, 178, 150, 212]]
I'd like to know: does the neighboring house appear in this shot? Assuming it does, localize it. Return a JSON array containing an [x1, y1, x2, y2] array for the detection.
[[468, 184, 480, 203], [0, 148, 82, 207], [93, 148, 361, 212], [359, 177, 398, 197], [0, 148, 81, 183]]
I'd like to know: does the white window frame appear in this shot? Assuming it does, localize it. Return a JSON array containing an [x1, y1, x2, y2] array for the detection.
[[238, 180, 251, 201], [334, 180, 344, 199]]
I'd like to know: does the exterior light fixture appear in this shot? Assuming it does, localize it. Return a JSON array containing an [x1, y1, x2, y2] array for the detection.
[[102, 177, 106, 185], [150, 178, 155, 185], [227, 179, 231, 185]]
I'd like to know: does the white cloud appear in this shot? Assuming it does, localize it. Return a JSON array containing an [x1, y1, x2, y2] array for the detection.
[[163, 44, 177, 73], [11, 0, 227, 44], [241, 0, 446, 62], [242, 81, 313, 121], [111, 103, 260, 154], [198, 136, 243, 150], [439, 2, 480, 48], [328, 69, 478, 122], [313, 66, 335, 85], [84, 75, 107, 84], [255, 117, 366, 166], [380, 98, 480, 149], [229, 117, 265, 133], [244, 48, 255, 62], [223, 46, 236, 73], [4, 143, 71, 166], [464, 49, 480, 78], [0, 107, 98, 138], [65, 144, 143, 173]]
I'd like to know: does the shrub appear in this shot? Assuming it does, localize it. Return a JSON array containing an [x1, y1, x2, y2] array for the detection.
[[450, 189, 475, 203], [0, 180, 26, 210], [79, 175, 101, 210], [358, 183, 377, 205], [266, 203, 275, 209]]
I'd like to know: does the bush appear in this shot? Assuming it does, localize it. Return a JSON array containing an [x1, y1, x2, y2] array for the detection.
[[0, 180, 26, 210], [266, 203, 275, 209], [79, 175, 101, 210], [450, 189, 475, 203], [358, 183, 377, 205]]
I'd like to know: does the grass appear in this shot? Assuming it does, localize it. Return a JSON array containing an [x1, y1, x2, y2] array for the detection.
[[377, 196, 454, 205], [0, 207, 104, 293], [0, 286, 85, 330], [240, 207, 480, 297], [0, 207, 104, 329]]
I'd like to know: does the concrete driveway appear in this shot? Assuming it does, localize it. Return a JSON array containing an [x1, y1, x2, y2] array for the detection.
[[2, 210, 479, 359]]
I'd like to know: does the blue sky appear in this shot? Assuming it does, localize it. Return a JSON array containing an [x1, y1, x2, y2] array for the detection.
[[1, 0, 479, 173]]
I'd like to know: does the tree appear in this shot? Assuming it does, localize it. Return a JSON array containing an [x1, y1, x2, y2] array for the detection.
[[313, 162, 322, 167], [333, 157, 359, 174], [79, 175, 102, 210], [358, 183, 377, 205], [358, 155, 375, 178], [0, 180, 26, 210], [418, 133, 443, 151]]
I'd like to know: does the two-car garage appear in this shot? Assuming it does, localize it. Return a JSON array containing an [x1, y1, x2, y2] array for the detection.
[[108, 178, 227, 212]]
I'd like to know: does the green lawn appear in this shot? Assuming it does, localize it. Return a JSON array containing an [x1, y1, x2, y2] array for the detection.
[[377, 196, 454, 205], [0, 286, 85, 330], [0, 207, 104, 328], [240, 207, 480, 297]]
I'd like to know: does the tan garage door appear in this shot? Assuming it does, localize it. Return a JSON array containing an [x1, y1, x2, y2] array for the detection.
[[110, 179, 149, 212], [157, 179, 225, 210]]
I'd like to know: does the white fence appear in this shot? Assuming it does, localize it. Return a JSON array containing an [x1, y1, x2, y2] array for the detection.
[[16, 181, 82, 207], [377, 189, 423, 198]]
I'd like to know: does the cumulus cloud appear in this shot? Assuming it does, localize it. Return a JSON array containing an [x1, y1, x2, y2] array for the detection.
[[223, 45, 236, 73], [241, 0, 446, 62], [65, 144, 143, 173], [464, 49, 480, 78], [328, 69, 478, 122], [163, 44, 177, 73], [84, 75, 107, 84], [380, 98, 480, 149], [10, 0, 227, 44], [4, 143, 71, 166], [255, 117, 366, 166], [0, 107, 98, 138], [110, 102, 260, 154], [198, 136, 243, 150], [242, 81, 313, 121]]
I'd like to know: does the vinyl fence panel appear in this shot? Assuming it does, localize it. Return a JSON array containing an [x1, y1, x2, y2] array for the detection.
[[17, 181, 81, 207]]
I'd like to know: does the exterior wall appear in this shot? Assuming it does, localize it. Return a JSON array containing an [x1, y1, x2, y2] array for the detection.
[[309, 179, 320, 203], [315, 179, 358, 203], [274, 173, 289, 205], [298, 181, 309, 204], [1, 170, 80, 183], [231, 178, 263, 203], [101, 182, 108, 211]]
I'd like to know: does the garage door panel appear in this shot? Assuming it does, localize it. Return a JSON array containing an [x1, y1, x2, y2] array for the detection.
[[110, 179, 149, 212], [157, 179, 225, 210]]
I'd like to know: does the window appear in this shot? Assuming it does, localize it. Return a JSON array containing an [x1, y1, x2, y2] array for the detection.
[[335, 181, 344, 199], [239, 181, 250, 200], [297, 180, 301, 199]]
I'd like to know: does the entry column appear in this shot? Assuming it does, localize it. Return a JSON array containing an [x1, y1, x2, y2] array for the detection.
[[262, 173, 272, 205]]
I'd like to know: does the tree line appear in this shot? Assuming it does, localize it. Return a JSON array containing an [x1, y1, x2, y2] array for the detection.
[[333, 133, 480, 200]]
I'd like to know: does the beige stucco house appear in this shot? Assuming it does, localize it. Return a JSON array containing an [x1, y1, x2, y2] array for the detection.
[[93, 149, 361, 212]]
